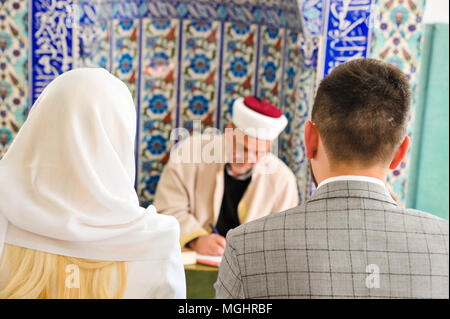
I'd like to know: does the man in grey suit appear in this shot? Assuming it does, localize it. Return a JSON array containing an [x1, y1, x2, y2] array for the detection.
[[214, 58, 449, 299]]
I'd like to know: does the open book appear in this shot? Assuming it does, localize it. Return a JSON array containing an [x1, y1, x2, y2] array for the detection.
[[181, 248, 223, 267], [181, 248, 197, 266], [196, 253, 222, 267]]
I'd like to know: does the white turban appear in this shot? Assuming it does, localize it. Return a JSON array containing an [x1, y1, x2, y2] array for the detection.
[[231, 96, 288, 141]]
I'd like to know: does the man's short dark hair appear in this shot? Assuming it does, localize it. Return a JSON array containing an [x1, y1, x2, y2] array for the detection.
[[311, 58, 411, 166]]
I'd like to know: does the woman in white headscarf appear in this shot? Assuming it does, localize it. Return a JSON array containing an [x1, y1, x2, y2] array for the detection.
[[0, 68, 185, 298]]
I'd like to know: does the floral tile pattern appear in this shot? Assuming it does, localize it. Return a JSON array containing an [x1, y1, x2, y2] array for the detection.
[[257, 25, 284, 108], [137, 18, 180, 207], [370, 0, 425, 204], [75, 18, 111, 70], [279, 33, 319, 203], [179, 20, 222, 131], [0, 0, 28, 158], [112, 18, 139, 106], [220, 21, 259, 128], [299, 0, 324, 35], [278, 30, 304, 200]]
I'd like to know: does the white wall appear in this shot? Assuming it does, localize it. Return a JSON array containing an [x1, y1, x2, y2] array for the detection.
[[423, 0, 449, 24]]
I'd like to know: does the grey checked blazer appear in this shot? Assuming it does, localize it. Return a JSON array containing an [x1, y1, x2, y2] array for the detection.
[[214, 180, 449, 299]]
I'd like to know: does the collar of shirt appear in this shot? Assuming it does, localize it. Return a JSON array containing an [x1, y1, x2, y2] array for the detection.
[[225, 164, 253, 181], [317, 175, 386, 190]]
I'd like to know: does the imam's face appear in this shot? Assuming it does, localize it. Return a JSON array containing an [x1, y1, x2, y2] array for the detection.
[[226, 125, 271, 175]]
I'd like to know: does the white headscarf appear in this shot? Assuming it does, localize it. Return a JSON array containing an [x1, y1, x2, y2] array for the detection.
[[0, 68, 180, 262]]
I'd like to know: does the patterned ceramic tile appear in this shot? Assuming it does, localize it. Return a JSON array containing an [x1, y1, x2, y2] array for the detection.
[[278, 30, 302, 200], [299, 0, 324, 35], [318, 0, 374, 80], [296, 56, 318, 201], [74, 18, 111, 70], [179, 19, 221, 131], [0, 0, 28, 158], [257, 25, 284, 108], [137, 17, 180, 206], [279, 33, 319, 203], [112, 18, 139, 105], [370, 0, 425, 204], [220, 21, 258, 128], [72, 0, 301, 32], [30, 0, 73, 104]]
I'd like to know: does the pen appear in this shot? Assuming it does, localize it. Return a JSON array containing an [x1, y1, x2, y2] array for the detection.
[[209, 223, 220, 235]]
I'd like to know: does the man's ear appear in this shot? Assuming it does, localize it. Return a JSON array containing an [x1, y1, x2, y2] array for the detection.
[[305, 120, 319, 159], [389, 136, 410, 169]]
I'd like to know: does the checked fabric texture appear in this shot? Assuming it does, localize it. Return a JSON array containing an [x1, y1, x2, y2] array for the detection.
[[214, 180, 449, 299]]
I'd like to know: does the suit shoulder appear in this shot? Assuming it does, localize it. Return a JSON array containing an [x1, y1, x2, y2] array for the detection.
[[225, 215, 267, 253], [404, 208, 449, 235], [226, 205, 306, 250], [404, 207, 447, 221]]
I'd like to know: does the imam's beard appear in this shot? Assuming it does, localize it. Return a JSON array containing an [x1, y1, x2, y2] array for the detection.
[[309, 160, 318, 188]]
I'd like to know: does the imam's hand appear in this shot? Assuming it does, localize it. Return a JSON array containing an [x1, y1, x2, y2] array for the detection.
[[188, 234, 226, 256]]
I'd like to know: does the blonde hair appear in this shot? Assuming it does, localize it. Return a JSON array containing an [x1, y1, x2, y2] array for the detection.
[[0, 244, 127, 299]]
